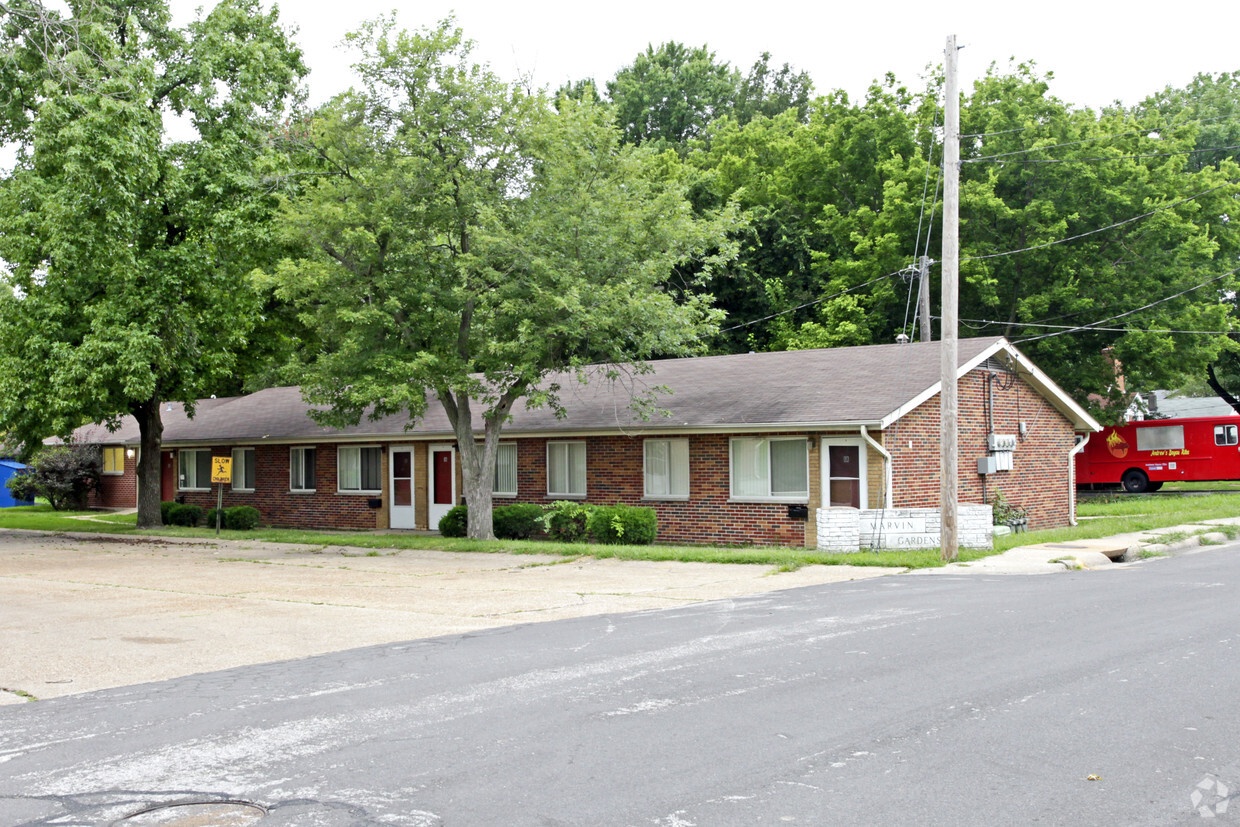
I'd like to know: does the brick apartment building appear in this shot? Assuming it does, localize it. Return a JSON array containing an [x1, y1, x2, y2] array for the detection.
[[77, 337, 1100, 547]]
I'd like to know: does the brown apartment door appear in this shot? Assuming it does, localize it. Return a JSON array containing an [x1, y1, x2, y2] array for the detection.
[[428, 445, 456, 529], [161, 452, 177, 502]]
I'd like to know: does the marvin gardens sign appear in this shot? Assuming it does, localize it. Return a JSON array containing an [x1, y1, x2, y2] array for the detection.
[[816, 506, 994, 553]]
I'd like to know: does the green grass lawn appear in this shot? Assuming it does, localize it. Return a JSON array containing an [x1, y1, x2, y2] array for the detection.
[[993, 491, 1240, 551], [4, 491, 1239, 567], [1160, 480, 1240, 492]]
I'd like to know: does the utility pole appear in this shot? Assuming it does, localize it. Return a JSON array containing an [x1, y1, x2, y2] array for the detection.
[[940, 35, 960, 562], [918, 255, 932, 342]]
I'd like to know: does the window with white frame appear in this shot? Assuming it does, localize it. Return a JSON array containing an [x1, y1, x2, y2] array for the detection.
[[102, 447, 125, 475], [547, 441, 586, 497], [178, 449, 212, 491], [338, 446, 381, 493], [231, 448, 256, 491], [644, 438, 689, 499], [729, 437, 808, 500], [290, 447, 316, 492], [493, 443, 518, 496]]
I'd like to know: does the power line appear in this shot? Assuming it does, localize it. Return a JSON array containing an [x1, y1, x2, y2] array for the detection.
[[1012, 267, 1240, 343], [913, 101, 942, 262], [960, 180, 1239, 262], [718, 270, 905, 333], [962, 112, 1240, 145], [961, 125, 1035, 139], [965, 142, 1240, 165], [958, 317, 1235, 335]]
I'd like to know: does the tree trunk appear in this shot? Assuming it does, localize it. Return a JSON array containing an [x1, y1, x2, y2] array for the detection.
[[437, 382, 525, 541], [1206, 363, 1240, 415], [132, 397, 164, 528]]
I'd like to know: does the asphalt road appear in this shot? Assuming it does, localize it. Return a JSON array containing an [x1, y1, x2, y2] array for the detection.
[[3, 545, 1239, 825]]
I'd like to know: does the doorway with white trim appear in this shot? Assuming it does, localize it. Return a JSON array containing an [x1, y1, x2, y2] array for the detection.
[[390, 447, 417, 529], [428, 444, 456, 529]]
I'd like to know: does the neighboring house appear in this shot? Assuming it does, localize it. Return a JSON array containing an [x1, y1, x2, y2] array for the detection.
[[1131, 390, 1239, 421], [76, 337, 1100, 547], [0, 459, 34, 507]]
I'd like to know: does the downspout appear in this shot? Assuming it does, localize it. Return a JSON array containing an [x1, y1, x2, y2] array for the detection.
[[1067, 433, 1091, 526], [860, 425, 893, 509]]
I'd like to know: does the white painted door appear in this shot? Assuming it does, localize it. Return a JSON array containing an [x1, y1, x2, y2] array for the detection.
[[390, 448, 417, 529], [823, 442, 864, 509], [428, 445, 456, 529]]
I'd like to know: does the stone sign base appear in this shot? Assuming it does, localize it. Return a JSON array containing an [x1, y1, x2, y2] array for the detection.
[[817, 505, 993, 553]]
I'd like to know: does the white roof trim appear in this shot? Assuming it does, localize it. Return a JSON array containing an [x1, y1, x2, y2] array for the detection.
[[879, 338, 1101, 432]]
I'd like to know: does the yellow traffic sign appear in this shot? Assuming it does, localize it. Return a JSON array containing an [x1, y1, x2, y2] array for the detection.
[[211, 456, 232, 484]]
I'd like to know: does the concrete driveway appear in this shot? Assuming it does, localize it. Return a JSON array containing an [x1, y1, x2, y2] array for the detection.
[[0, 529, 898, 703]]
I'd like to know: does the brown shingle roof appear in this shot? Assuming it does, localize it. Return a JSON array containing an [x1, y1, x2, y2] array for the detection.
[[73, 337, 1096, 445]]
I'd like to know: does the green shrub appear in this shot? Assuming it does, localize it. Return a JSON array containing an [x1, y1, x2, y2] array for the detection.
[[5, 472, 37, 504], [203, 505, 262, 530], [492, 503, 544, 540], [160, 501, 177, 524], [10, 444, 100, 510], [167, 503, 203, 527], [225, 505, 261, 530], [587, 505, 658, 545], [539, 501, 596, 542], [438, 504, 468, 537]]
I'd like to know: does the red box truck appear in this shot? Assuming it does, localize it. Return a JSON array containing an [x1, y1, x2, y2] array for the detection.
[[1075, 416, 1240, 493]]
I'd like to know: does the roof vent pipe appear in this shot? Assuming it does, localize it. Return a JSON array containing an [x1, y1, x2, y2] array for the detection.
[[895, 333, 910, 344]]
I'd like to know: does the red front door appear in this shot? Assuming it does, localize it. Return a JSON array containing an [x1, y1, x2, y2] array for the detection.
[[429, 447, 456, 528], [161, 451, 177, 501]]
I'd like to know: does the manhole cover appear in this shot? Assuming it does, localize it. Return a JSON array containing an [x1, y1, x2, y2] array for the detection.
[[115, 800, 266, 826]]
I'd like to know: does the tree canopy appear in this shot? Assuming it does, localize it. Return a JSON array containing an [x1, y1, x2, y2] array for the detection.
[[676, 63, 1240, 420], [0, 0, 303, 525], [263, 19, 737, 539]]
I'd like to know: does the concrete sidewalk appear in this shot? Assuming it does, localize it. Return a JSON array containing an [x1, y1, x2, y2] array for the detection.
[[922, 516, 1240, 575]]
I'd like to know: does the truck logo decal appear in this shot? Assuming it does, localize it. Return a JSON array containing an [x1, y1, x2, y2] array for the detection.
[[1106, 429, 1129, 459]]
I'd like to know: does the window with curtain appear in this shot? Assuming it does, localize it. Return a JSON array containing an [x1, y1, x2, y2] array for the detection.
[[102, 447, 125, 475], [337, 446, 381, 492], [178, 449, 212, 490], [290, 447, 317, 492], [493, 443, 518, 496], [547, 441, 586, 496], [644, 439, 689, 498], [729, 437, 808, 499], [231, 448, 256, 491]]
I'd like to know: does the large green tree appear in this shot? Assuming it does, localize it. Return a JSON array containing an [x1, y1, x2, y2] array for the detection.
[[0, 0, 303, 526], [956, 65, 1240, 417], [264, 19, 736, 540], [686, 62, 1240, 418], [690, 77, 934, 352], [601, 42, 814, 154]]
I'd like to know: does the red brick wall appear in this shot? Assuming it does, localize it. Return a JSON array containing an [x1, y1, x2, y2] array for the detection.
[[505, 434, 809, 546], [169, 444, 381, 530], [93, 449, 137, 508], [128, 365, 1078, 540], [884, 368, 1077, 529]]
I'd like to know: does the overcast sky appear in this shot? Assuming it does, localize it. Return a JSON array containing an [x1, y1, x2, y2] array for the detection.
[[169, 0, 1236, 112]]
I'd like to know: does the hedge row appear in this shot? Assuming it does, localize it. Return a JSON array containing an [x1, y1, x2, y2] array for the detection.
[[160, 502, 261, 530], [437, 502, 657, 545]]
